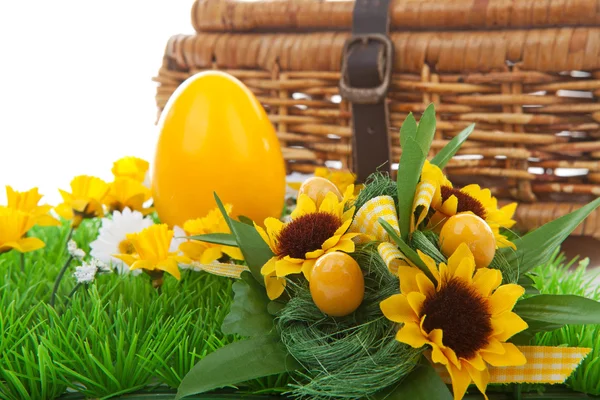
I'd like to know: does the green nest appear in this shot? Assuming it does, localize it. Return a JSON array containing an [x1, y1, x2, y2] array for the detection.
[[277, 244, 422, 400]]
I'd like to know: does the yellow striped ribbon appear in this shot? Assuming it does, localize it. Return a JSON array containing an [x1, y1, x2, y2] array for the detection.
[[349, 195, 412, 275], [186, 262, 249, 279], [432, 346, 591, 384]]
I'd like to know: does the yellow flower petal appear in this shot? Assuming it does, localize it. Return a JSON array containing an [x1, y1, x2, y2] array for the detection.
[[306, 249, 325, 259], [491, 311, 528, 341], [489, 284, 525, 315], [321, 235, 342, 251], [301, 259, 317, 281], [264, 271, 286, 300], [416, 273, 435, 297], [157, 258, 181, 280], [447, 243, 475, 277], [200, 247, 223, 264], [395, 321, 428, 348], [407, 292, 426, 316], [380, 294, 417, 323], [464, 361, 490, 400], [472, 268, 502, 297], [452, 257, 476, 284], [327, 238, 355, 254], [440, 194, 458, 217], [447, 362, 472, 400], [130, 260, 153, 271], [428, 329, 450, 366], [334, 218, 352, 237], [464, 353, 486, 372], [113, 253, 137, 266], [291, 194, 317, 219], [398, 266, 421, 293], [481, 342, 526, 367], [481, 337, 505, 355], [221, 245, 244, 261], [179, 241, 208, 261], [15, 237, 46, 253], [275, 258, 303, 277], [261, 257, 277, 275], [417, 250, 440, 283]]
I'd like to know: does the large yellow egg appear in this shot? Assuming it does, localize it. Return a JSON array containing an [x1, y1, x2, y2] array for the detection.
[[152, 71, 286, 227]]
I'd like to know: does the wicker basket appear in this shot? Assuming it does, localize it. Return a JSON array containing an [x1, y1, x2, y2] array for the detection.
[[154, 0, 600, 240]]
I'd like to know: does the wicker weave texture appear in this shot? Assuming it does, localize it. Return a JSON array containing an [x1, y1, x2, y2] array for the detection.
[[155, 7, 600, 238], [192, 0, 600, 32]]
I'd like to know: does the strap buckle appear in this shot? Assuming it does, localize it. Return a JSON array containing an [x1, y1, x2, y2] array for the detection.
[[339, 33, 393, 104]]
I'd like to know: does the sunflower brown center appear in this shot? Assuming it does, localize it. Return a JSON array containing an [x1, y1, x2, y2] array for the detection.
[[420, 278, 492, 359], [118, 239, 136, 255], [441, 186, 486, 220], [276, 212, 342, 259]]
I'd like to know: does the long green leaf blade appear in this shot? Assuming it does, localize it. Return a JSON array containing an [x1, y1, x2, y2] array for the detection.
[[175, 335, 300, 399], [499, 197, 600, 274], [214, 192, 274, 283], [514, 294, 600, 334], [396, 137, 426, 242], [415, 103, 436, 155], [186, 233, 238, 247], [379, 218, 435, 283], [431, 124, 475, 168], [399, 112, 417, 149]]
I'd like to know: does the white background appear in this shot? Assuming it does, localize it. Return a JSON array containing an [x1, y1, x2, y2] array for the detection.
[[0, 1, 197, 205]]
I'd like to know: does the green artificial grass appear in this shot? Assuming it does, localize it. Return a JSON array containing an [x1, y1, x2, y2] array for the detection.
[[0, 220, 288, 400], [529, 251, 600, 396]]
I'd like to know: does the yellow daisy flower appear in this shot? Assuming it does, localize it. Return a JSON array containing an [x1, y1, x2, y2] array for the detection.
[[256, 192, 358, 300], [179, 204, 244, 264], [434, 184, 517, 249], [0, 207, 46, 254], [55, 175, 110, 227], [113, 224, 190, 281], [103, 177, 152, 215], [5, 186, 60, 226], [380, 243, 527, 400], [112, 156, 150, 184]]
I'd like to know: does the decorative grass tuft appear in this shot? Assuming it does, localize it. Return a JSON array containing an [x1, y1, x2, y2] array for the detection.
[[0, 219, 288, 399], [277, 244, 421, 400], [530, 250, 600, 396], [353, 172, 397, 211]]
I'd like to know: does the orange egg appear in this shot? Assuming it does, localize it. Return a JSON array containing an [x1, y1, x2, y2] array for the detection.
[[298, 177, 342, 205], [152, 71, 286, 227], [439, 213, 496, 268], [310, 252, 364, 317]]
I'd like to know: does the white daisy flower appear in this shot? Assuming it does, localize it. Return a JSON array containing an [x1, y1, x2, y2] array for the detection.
[[89, 207, 153, 275], [67, 239, 86, 260], [73, 263, 97, 284]]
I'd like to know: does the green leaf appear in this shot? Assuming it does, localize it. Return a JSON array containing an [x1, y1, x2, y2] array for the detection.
[[186, 233, 238, 247], [221, 271, 274, 337], [396, 137, 427, 242], [379, 218, 436, 283], [518, 274, 540, 296], [237, 215, 255, 226], [414, 103, 436, 155], [515, 294, 600, 334], [399, 112, 417, 149], [431, 124, 475, 168], [499, 197, 600, 274], [376, 356, 452, 400], [214, 193, 274, 284], [176, 335, 300, 399]]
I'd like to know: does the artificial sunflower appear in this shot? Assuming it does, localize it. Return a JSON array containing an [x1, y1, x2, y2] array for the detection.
[[112, 156, 150, 185], [113, 224, 190, 286], [55, 175, 110, 227], [380, 243, 527, 400], [434, 184, 517, 249], [0, 207, 46, 254], [103, 177, 152, 215], [256, 191, 358, 300], [5, 186, 60, 226], [178, 204, 243, 265]]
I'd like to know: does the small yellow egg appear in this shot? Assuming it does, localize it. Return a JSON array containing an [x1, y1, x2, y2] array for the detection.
[[439, 213, 496, 268], [298, 177, 342, 205], [310, 252, 364, 317]]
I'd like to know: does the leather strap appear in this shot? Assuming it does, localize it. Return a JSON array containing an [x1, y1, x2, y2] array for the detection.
[[340, 0, 393, 183]]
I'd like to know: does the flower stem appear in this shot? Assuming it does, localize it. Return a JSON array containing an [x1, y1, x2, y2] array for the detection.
[[50, 254, 74, 307], [67, 283, 82, 299], [20, 253, 25, 273]]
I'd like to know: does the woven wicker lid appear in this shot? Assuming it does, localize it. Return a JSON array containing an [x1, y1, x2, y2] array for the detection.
[[192, 0, 600, 33], [165, 28, 600, 73]]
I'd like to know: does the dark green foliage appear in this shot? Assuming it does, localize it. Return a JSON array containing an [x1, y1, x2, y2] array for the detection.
[[353, 172, 398, 212]]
